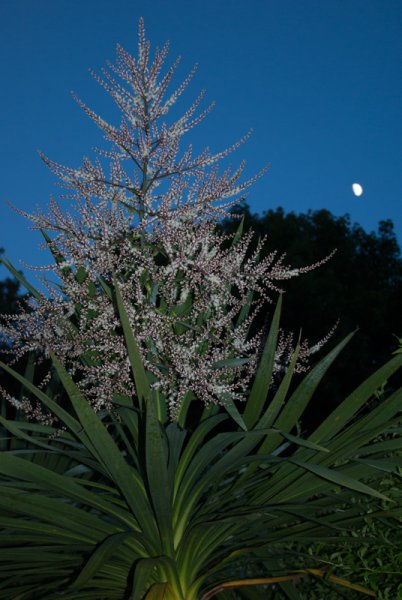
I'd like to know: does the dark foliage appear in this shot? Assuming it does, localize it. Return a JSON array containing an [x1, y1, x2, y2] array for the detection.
[[0, 249, 28, 414], [220, 203, 402, 426]]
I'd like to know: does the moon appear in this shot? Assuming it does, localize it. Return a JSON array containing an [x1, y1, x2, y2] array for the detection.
[[352, 183, 363, 197]]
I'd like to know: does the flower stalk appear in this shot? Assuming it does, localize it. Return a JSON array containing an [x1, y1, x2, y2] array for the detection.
[[1, 19, 332, 426]]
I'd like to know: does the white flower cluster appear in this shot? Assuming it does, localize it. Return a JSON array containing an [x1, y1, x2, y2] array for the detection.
[[1, 19, 333, 421]]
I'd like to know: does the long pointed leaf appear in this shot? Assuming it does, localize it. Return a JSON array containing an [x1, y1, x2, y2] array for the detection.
[[309, 353, 402, 443], [69, 531, 132, 590], [0, 456, 139, 530], [145, 388, 174, 555], [49, 352, 159, 549], [257, 343, 300, 430], [0, 360, 97, 456], [113, 275, 154, 415], [243, 295, 282, 428], [289, 458, 390, 501], [261, 332, 354, 455], [0, 257, 42, 300]]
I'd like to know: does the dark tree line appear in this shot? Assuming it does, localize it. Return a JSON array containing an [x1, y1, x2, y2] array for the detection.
[[220, 204, 402, 424]]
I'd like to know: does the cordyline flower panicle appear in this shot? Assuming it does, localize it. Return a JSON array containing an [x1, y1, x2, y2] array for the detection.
[[1, 19, 334, 421]]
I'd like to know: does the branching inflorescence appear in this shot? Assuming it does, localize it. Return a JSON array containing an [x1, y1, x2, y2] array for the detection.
[[1, 19, 334, 421]]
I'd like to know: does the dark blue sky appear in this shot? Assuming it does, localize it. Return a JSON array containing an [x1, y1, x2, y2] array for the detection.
[[1, 0, 401, 284]]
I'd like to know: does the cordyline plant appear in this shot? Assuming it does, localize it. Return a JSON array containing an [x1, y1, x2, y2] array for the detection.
[[0, 19, 401, 600]]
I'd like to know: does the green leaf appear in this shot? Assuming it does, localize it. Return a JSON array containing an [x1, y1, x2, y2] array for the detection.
[[0, 457, 138, 531], [211, 357, 251, 370], [278, 430, 329, 453], [98, 275, 113, 301], [173, 414, 227, 499], [179, 520, 237, 588], [145, 389, 174, 555], [359, 386, 402, 432], [309, 352, 402, 444], [219, 392, 248, 431], [113, 275, 152, 412], [257, 343, 300, 431], [69, 531, 132, 589], [235, 288, 254, 329], [76, 266, 88, 284], [230, 214, 245, 247], [261, 332, 354, 456], [176, 390, 195, 429], [49, 352, 159, 549], [243, 295, 282, 429], [0, 416, 60, 453], [0, 257, 42, 300], [0, 495, 103, 543], [40, 229, 76, 282], [0, 360, 97, 456], [172, 291, 193, 317], [174, 430, 245, 541], [289, 458, 391, 501], [19, 350, 36, 401], [174, 432, 264, 547], [166, 423, 187, 481], [144, 583, 174, 599], [131, 557, 183, 600], [131, 558, 160, 600]]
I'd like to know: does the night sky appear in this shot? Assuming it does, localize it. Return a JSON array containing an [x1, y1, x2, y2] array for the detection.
[[1, 0, 401, 285]]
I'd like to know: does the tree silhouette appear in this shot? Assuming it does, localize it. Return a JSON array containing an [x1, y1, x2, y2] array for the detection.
[[221, 204, 402, 424], [0, 250, 23, 317]]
